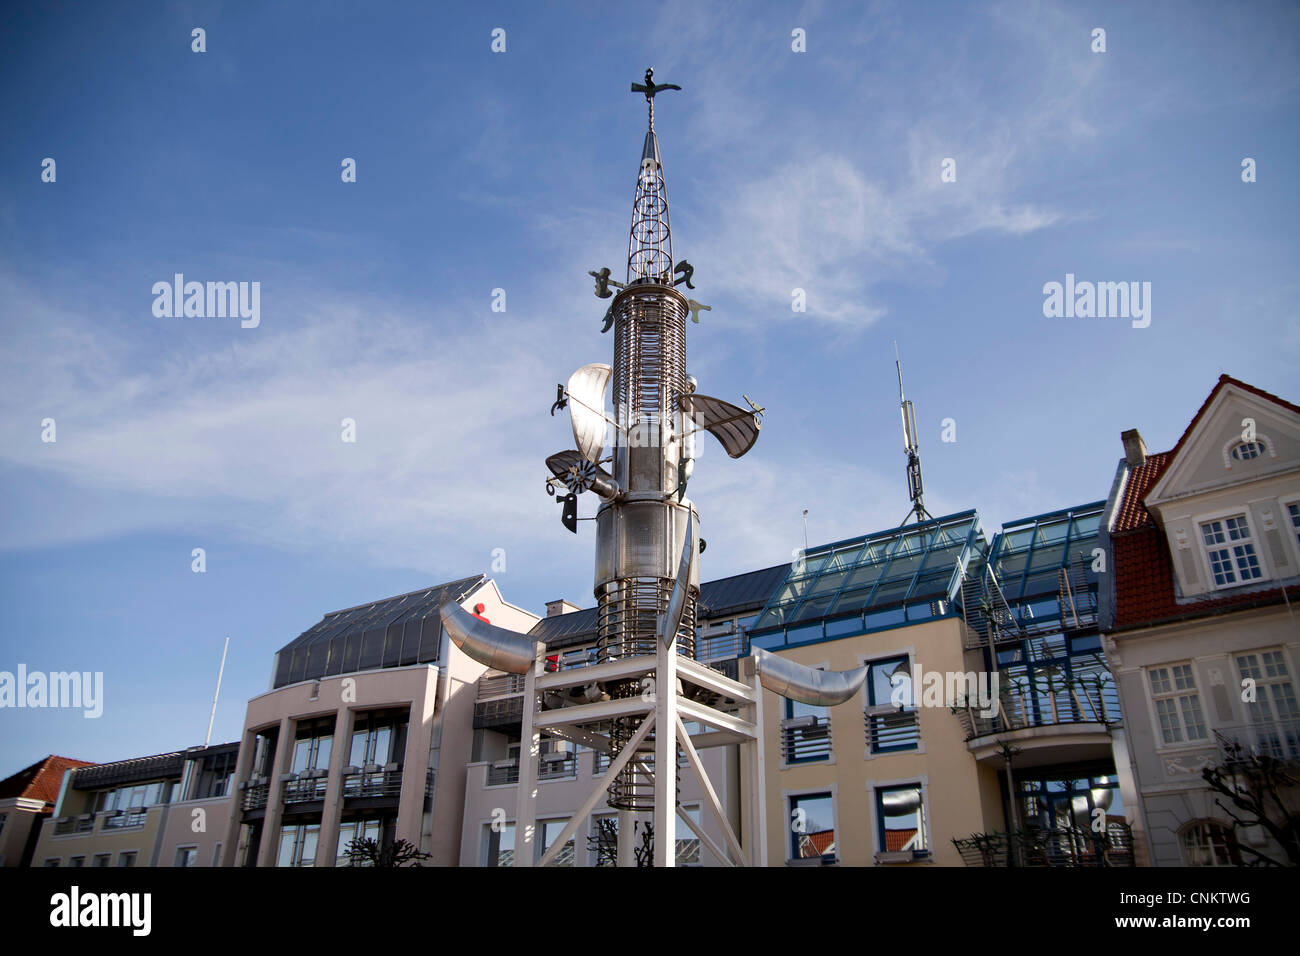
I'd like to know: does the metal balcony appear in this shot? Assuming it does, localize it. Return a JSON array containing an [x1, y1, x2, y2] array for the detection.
[[956, 676, 1119, 739], [953, 823, 1135, 867], [342, 768, 403, 799], [281, 773, 329, 804], [101, 809, 147, 830]]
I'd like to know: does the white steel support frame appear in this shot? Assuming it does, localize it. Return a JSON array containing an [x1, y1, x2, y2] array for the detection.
[[515, 643, 762, 867], [653, 635, 678, 866], [513, 644, 543, 868]]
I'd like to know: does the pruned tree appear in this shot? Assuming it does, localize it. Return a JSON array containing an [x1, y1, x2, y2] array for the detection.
[[1201, 737, 1300, 867], [587, 817, 618, 866], [344, 836, 432, 867]]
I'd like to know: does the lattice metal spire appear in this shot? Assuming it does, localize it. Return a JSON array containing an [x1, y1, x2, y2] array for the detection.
[[627, 68, 680, 284]]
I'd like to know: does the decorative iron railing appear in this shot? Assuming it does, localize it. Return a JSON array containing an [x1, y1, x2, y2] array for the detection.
[[953, 823, 1135, 867], [954, 674, 1119, 740]]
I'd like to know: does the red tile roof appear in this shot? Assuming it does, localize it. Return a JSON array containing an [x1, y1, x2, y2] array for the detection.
[[798, 829, 836, 857], [0, 755, 95, 804], [1111, 376, 1300, 630], [885, 828, 918, 852]]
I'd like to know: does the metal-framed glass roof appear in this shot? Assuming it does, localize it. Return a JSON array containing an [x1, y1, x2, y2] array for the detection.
[[985, 501, 1105, 631], [990, 502, 1104, 602], [272, 575, 485, 688], [750, 511, 987, 645]]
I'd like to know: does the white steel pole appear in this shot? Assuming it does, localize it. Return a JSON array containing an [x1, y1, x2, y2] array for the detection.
[[204, 636, 230, 747]]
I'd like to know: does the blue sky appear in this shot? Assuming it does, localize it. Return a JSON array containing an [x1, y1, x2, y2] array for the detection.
[[1, 0, 1297, 772]]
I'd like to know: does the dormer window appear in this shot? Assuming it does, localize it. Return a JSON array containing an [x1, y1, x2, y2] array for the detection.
[[1230, 441, 1264, 461], [1200, 515, 1263, 587]]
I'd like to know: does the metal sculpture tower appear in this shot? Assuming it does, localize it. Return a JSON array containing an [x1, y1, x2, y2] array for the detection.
[[440, 70, 870, 867]]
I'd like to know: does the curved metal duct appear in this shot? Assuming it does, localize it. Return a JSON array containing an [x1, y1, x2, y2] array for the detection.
[[567, 363, 613, 463], [660, 511, 694, 648], [752, 647, 868, 706], [439, 599, 538, 675], [880, 787, 922, 816]]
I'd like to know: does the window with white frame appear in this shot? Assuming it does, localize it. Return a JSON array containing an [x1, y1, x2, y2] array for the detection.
[[68, 856, 85, 867], [174, 846, 197, 867], [92, 853, 110, 867], [1235, 650, 1299, 758], [1230, 441, 1264, 461], [1287, 503, 1300, 550], [1148, 664, 1207, 745], [1200, 515, 1263, 587], [1180, 821, 1240, 866]]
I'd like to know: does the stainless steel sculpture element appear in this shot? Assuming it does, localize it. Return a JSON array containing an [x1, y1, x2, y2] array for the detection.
[[751, 646, 869, 707], [438, 599, 537, 675], [660, 510, 695, 648], [502, 70, 770, 867], [566, 363, 613, 463]]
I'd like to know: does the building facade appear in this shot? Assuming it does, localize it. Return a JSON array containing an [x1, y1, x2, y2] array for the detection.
[[220, 574, 538, 867], [1100, 375, 1300, 867], [29, 744, 235, 868], [0, 755, 94, 867]]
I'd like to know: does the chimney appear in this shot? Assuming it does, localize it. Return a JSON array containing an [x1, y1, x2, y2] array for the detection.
[[545, 599, 582, 618], [1121, 429, 1147, 468]]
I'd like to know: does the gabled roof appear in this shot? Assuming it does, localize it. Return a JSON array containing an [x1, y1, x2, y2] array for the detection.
[[1163, 375, 1300, 466], [0, 755, 94, 804], [1108, 376, 1300, 630]]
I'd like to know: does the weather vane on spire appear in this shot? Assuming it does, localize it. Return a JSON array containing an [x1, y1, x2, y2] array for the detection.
[[630, 67, 680, 129]]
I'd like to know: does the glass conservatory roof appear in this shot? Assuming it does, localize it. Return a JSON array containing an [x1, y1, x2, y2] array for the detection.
[[751, 511, 987, 640], [989, 502, 1105, 603]]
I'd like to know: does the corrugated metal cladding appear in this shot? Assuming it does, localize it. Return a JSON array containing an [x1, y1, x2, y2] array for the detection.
[[272, 575, 485, 688], [530, 564, 791, 652]]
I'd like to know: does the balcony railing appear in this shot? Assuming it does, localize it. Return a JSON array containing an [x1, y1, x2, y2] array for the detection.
[[1215, 717, 1300, 765], [781, 715, 832, 763], [538, 753, 578, 781], [697, 629, 749, 664], [102, 809, 148, 830], [953, 823, 1135, 867], [54, 816, 95, 835], [342, 768, 403, 799], [955, 675, 1119, 740], [241, 781, 269, 811], [479, 673, 527, 699], [281, 773, 329, 804], [487, 761, 519, 786]]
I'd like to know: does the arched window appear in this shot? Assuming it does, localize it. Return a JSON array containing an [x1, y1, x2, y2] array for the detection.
[[1180, 821, 1241, 866]]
